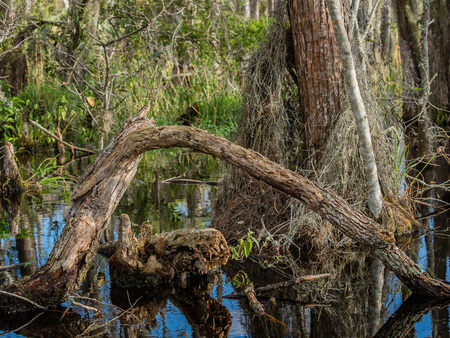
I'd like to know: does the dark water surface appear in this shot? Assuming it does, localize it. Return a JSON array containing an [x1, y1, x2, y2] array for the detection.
[[1, 150, 450, 337]]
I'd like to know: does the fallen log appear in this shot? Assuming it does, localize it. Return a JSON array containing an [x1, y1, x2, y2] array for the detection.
[[1, 107, 449, 313], [224, 273, 331, 299], [109, 214, 229, 288]]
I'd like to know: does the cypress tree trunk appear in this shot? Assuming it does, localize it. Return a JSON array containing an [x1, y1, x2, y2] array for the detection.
[[288, 0, 344, 160]]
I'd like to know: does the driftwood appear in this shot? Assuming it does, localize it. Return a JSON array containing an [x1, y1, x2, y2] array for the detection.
[[110, 214, 229, 288], [1, 107, 450, 313], [28, 119, 96, 155], [224, 273, 331, 299]]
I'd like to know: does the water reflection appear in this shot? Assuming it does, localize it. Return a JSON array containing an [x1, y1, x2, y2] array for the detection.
[[1, 150, 450, 337]]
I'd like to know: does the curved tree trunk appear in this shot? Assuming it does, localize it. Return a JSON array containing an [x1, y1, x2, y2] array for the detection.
[[1, 108, 450, 313]]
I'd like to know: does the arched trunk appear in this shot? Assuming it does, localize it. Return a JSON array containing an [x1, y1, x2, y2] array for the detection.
[[1, 108, 450, 313]]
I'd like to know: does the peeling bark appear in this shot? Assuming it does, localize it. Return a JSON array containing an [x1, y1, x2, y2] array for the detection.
[[1, 107, 450, 313]]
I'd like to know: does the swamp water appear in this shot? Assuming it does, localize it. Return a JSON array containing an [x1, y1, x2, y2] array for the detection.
[[0, 150, 450, 337]]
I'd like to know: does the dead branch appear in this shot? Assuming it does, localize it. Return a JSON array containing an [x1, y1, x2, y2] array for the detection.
[[224, 273, 331, 299], [161, 178, 221, 186], [244, 284, 265, 316], [0, 291, 46, 310], [0, 312, 44, 337], [70, 298, 101, 313], [28, 120, 96, 154], [0, 262, 26, 272]]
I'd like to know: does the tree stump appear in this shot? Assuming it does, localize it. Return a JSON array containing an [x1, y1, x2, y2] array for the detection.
[[109, 214, 229, 288]]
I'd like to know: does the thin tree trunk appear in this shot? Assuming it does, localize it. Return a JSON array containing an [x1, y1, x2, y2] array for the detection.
[[1, 109, 450, 312], [367, 258, 385, 337], [250, 0, 260, 19], [244, 0, 250, 18], [428, 0, 450, 121], [417, 0, 432, 156], [325, 0, 383, 217]]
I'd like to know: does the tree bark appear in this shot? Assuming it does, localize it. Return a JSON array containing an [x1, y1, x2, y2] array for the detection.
[[428, 0, 450, 120], [1, 108, 450, 313], [288, 0, 344, 158]]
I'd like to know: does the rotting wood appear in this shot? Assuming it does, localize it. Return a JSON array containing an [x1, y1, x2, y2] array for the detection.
[[28, 119, 96, 154], [224, 273, 331, 299], [110, 214, 229, 288], [1, 108, 449, 313], [244, 284, 265, 316]]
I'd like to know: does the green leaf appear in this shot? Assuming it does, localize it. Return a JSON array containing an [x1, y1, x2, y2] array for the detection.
[[24, 260, 36, 268], [243, 240, 252, 258], [251, 236, 260, 248]]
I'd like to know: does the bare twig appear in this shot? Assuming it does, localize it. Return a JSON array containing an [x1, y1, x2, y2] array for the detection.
[[76, 296, 142, 337], [70, 299, 101, 313], [224, 273, 330, 299], [360, 0, 382, 41], [89, 23, 150, 47]]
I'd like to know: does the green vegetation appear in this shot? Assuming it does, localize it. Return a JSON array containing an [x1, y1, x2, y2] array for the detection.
[[0, 0, 268, 152], [229, 229, 260, 259]]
